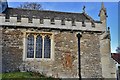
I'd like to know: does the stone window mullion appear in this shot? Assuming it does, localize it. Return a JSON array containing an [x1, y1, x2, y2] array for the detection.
[[34, 34, 37, 59], [42, 35, 45, 59], [25, 33, 28, 59], [50, 35, 52, 58], [23, 32, 27, 61]]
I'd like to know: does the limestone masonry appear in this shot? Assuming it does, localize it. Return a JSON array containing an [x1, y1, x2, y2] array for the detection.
[[0, 1, 117, 78]]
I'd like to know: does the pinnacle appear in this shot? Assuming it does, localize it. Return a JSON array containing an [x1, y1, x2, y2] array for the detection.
[[101, 2, 105, 10]]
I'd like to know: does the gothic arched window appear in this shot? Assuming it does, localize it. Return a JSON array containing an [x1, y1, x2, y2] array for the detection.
[[36, 35, 43, 58], [44, 35, 51, 58], [25, 33, 53, 60], [27, 34, 34, 58]]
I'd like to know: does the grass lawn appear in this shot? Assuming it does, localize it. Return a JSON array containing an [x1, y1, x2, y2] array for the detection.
[[0, 72, 58, 80]]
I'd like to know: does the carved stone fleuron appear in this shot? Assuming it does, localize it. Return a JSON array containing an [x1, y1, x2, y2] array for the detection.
[[1, 1, 116, 79]]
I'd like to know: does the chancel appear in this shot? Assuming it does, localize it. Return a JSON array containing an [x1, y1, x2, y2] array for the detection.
[[0, 1, 117, 78]]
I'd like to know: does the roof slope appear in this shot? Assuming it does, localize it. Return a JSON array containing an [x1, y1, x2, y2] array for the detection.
[[111, 53, 120, 64], [3, 7, 98, 22]]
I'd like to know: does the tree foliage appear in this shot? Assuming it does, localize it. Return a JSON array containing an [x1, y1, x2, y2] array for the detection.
[[18, 2, 43, 10]]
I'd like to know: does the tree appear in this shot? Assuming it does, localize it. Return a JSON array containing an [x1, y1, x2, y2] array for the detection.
[[116, 45, 120, 53], [18, 2, 43, 10]]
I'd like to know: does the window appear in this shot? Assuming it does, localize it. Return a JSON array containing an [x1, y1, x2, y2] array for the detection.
[[25, 32, 53, 60], [44, 35, 51, 58], [27, 34, 34, 58], [36, 35, 42, 58]]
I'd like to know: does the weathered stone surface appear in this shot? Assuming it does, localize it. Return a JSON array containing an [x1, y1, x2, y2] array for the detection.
[[0, 2, 116, 78], [80, 33, 102, 78], [2, 29, 23, 72], [1, 28, 116, 78]]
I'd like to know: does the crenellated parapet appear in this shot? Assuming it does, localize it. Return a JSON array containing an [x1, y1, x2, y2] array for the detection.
[[0, 13, 106, 32]]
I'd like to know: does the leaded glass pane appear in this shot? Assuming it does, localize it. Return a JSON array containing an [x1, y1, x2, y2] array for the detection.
[[27, 34, 34, 58], [36, 35, 42, 58], [44, 35, 51, 58]]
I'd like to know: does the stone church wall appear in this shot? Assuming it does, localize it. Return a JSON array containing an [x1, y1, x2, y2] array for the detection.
[[81, 33, 102, 78], [2, 27, 103, 78], [2, 28, 23, 72]]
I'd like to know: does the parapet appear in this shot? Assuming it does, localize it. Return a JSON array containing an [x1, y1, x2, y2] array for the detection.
[[0, 14, 106, 32]]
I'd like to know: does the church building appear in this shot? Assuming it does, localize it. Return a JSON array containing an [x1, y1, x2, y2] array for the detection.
[[0, 0, 117, 78]]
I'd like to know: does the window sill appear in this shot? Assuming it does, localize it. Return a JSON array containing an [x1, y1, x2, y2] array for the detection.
[[24, 58, 53, 61]]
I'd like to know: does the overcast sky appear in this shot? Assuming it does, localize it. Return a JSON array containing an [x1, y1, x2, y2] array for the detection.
[[7, 2, 119, 53]]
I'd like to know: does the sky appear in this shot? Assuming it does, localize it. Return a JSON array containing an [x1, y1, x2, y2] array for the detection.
[[7, 2, 118, 53], [6, 0, 120, 2]]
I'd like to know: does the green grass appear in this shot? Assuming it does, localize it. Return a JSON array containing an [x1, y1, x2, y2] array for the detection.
[[0, 72, 58, 80]]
